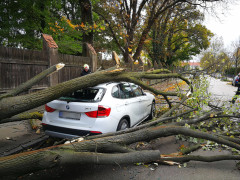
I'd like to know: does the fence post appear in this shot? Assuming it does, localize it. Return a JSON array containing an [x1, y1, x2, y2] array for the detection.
[[86, 43, 97, 72], [42, 34, 59, 86]]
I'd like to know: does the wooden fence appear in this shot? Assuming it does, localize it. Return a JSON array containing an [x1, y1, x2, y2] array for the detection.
[[0, 46, 49, 92]]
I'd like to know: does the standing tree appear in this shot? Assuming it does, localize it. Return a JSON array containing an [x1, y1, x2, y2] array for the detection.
[[145, 3, 213, 68], [200, 36, 232, 75], [79, 0, 94, 56], [92, 0, 228, 63]]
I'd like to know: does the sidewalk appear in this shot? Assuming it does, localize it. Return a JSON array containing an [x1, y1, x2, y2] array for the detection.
[[0, 106, 46, 157]]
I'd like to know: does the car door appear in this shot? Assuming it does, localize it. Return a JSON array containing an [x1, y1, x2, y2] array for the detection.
[[119, 83, 141, 126], [130, 83, 150, 119]]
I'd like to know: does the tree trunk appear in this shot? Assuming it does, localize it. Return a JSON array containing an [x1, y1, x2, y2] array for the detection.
[[80, 0, 93, 56]]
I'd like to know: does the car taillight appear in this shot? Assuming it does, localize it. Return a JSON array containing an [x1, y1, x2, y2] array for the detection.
[[85, 105, 111, 118], [90, 131, 102, 134], [45, 104, 56, 112]]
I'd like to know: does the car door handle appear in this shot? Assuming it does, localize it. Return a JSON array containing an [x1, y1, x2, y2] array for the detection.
[[125, 101, 130, 105]]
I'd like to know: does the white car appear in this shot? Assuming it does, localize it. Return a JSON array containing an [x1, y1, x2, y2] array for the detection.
[[42, 82, 155, 139]]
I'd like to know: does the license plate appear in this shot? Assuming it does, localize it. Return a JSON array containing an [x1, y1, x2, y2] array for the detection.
[[59, 111, 81, 120]]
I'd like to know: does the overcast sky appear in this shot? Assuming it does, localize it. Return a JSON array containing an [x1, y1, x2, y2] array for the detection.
[[203, 1, 240, 49]]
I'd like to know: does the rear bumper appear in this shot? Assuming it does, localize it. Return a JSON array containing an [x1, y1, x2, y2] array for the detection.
[[42, 124, 102, 139]]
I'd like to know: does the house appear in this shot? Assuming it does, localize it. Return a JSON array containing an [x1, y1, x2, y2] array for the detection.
[[188, 62, 201, 70], [181, 61, 201, 70]]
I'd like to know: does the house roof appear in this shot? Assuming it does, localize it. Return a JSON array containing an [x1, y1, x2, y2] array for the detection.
[[42, 34, 58, 49], [188, 62, 200, 66]]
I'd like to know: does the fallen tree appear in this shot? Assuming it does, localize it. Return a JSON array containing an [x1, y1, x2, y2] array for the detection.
[[1, 64, 240, 178], [0, 65, 191, 121]]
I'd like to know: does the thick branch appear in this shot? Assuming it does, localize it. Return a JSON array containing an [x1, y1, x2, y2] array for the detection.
[[86, 108, 197, 140], [159, 154, 240, 163], [0, 150, 160, 177], [0, 69, 191, 120], [0, 112, 43, 124]]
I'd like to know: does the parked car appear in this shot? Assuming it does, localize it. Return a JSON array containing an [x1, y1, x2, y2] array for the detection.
[[232, 75, 238, 86], [42, 82, 155, 139]]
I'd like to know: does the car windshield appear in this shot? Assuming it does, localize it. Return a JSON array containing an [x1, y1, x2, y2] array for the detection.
[[59, 88, 105, 102]]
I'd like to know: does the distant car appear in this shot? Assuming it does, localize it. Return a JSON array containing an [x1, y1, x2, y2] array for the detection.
[[232, 76, 238, 86], [42, 82, 155, 139]]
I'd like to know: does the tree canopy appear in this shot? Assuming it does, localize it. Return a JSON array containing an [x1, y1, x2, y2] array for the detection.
[[146, 3, 213, 68], [0, 0, 227, 65]]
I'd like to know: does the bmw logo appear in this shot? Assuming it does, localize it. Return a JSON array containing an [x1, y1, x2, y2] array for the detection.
[[66, 105, 70, 110]]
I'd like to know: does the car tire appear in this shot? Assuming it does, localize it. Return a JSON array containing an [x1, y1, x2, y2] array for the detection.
[[117, 118, 129, 131], [148, 101, 155, 120]]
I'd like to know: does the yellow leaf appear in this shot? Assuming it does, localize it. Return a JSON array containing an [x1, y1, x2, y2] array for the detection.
[[80, 22, 85, 28]]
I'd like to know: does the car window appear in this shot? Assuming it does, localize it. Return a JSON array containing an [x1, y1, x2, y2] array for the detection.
[[59, 88, 105, 102], [130, 83, 144, 96], [112, 83, 135, 99], [120, 83, 135, 98], [112, 85, 120, 98], [112, 84, 126, 99]]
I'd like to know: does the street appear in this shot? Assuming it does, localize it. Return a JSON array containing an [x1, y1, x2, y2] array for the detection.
[[208, 76, 236, 102]]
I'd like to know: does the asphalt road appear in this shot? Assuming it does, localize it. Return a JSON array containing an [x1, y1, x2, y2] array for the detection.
[[208, 76, 236, 102]]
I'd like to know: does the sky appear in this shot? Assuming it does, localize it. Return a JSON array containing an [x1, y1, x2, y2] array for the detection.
[[191, 1, 240, 62], [203, 1, 240, 48]]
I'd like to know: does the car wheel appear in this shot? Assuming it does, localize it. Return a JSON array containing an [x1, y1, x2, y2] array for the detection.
[[117, 118, 130, 131], [148, 101, 155, 120]]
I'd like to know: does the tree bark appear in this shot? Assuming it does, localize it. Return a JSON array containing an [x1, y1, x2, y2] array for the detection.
[[80, 0, 93, 56], [159, 154, 240, 163], [0, 150, 160, 177], [0, 112, 43, 124]]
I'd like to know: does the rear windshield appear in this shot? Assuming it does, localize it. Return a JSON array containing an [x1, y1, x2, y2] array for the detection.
[[59, 88, 105, 102]]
